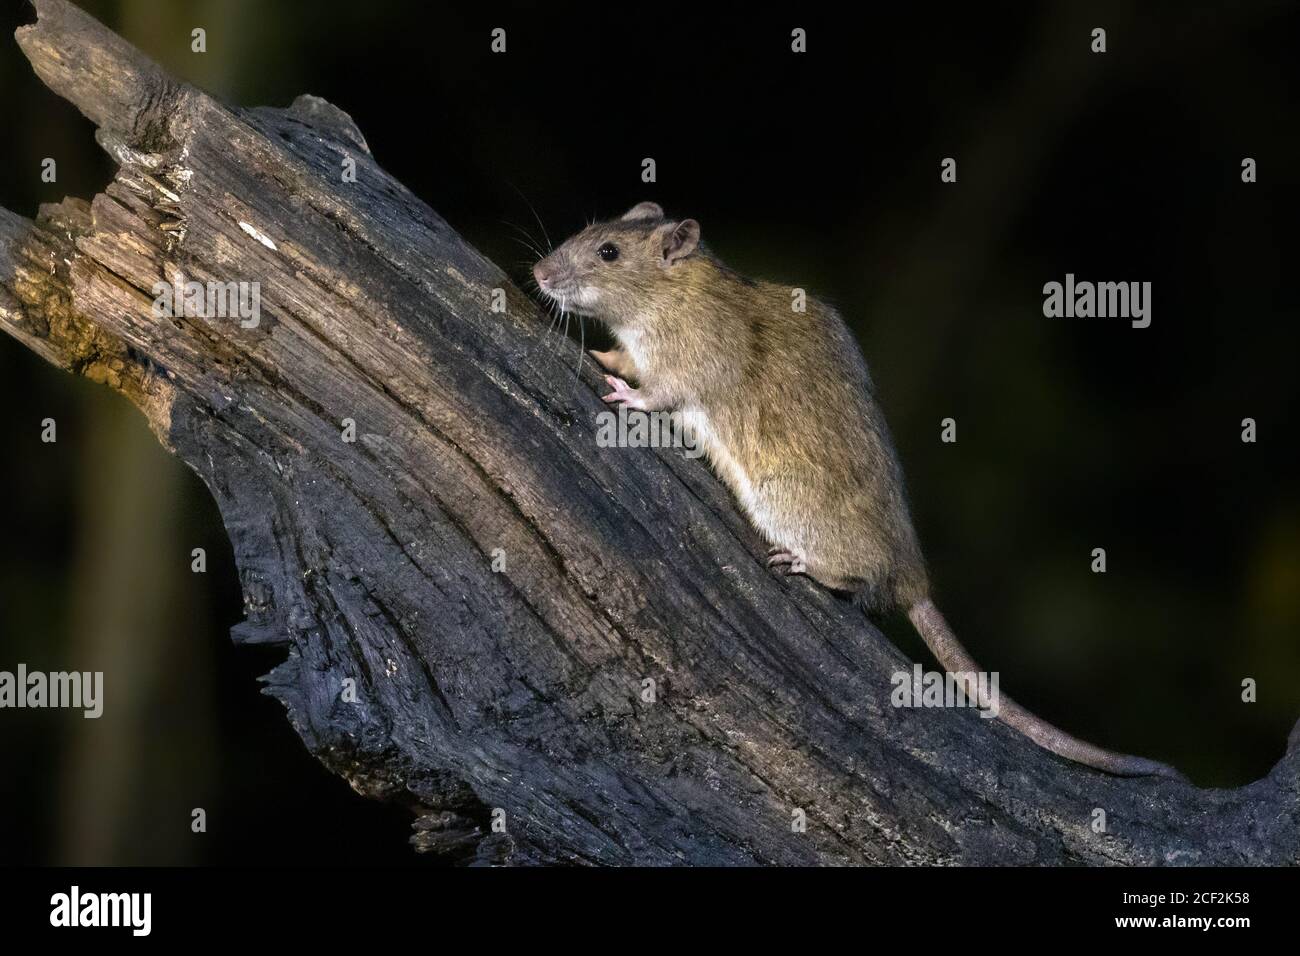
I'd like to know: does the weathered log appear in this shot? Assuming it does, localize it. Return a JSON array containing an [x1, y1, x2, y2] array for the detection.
[[1, 0, 1296, 865]]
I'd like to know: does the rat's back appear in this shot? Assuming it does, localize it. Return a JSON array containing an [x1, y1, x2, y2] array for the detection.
[[700, 279, 928, 605]]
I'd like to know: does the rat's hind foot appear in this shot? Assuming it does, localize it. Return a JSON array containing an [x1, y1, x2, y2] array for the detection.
[[766, 549, 808, 575], [602, 375, 648, 411]]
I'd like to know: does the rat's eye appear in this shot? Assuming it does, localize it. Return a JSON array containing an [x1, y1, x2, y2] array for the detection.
[[597, 243, 619, 262]]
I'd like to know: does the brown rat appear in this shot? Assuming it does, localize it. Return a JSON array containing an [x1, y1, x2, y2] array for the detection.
[[533, 201, 1185, 781]]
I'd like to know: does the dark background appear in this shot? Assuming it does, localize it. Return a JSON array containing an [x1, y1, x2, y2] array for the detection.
[[1, 0, 1297, 865]]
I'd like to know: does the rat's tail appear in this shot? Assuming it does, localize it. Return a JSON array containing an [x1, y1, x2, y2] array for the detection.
[[906, 598, 1187, 781]]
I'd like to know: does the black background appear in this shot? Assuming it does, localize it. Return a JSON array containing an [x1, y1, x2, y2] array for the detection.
[[1, 0, 1298, 865]]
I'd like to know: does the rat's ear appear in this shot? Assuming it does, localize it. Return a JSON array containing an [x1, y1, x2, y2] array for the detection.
[[621, 201, 664, 222], [662, 219, 700, 265]]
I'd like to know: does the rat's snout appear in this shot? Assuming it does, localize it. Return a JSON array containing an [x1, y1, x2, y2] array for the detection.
[[533, 260, 555, 291]]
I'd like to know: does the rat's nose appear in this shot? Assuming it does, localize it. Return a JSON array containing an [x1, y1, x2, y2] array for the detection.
[[533, 262, 552, 288]]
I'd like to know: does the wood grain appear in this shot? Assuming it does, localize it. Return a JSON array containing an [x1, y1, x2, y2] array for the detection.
[[1, 0, 1296, 865]]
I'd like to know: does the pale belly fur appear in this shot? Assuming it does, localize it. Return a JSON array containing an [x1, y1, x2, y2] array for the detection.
[[680, 405, 806, 552]]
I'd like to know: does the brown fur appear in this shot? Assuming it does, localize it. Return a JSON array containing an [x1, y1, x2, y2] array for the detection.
[[533, 202, 926, 609], [532, 203, 1185, 781]]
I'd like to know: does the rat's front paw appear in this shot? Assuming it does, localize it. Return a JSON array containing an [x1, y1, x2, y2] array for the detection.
[[601, 375, 647, 411]]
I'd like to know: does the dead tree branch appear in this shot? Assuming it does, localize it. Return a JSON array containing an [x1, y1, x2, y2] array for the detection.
[[1, 0, 1296, 865]]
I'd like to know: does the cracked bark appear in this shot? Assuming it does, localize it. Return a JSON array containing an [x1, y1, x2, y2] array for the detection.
[[1, 0, 1297, 865]]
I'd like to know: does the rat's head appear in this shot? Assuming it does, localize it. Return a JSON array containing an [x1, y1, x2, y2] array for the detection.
[[532, 202, 701, 326]]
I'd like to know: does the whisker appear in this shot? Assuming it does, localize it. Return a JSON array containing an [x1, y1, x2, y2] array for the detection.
[[506, 183, 553, 253], [501, 222, 546, 259], [573, 313, 586, 384], [546, 296, 564, 339], [508, 235, 545, 258], [528, 295, 562, 360]]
